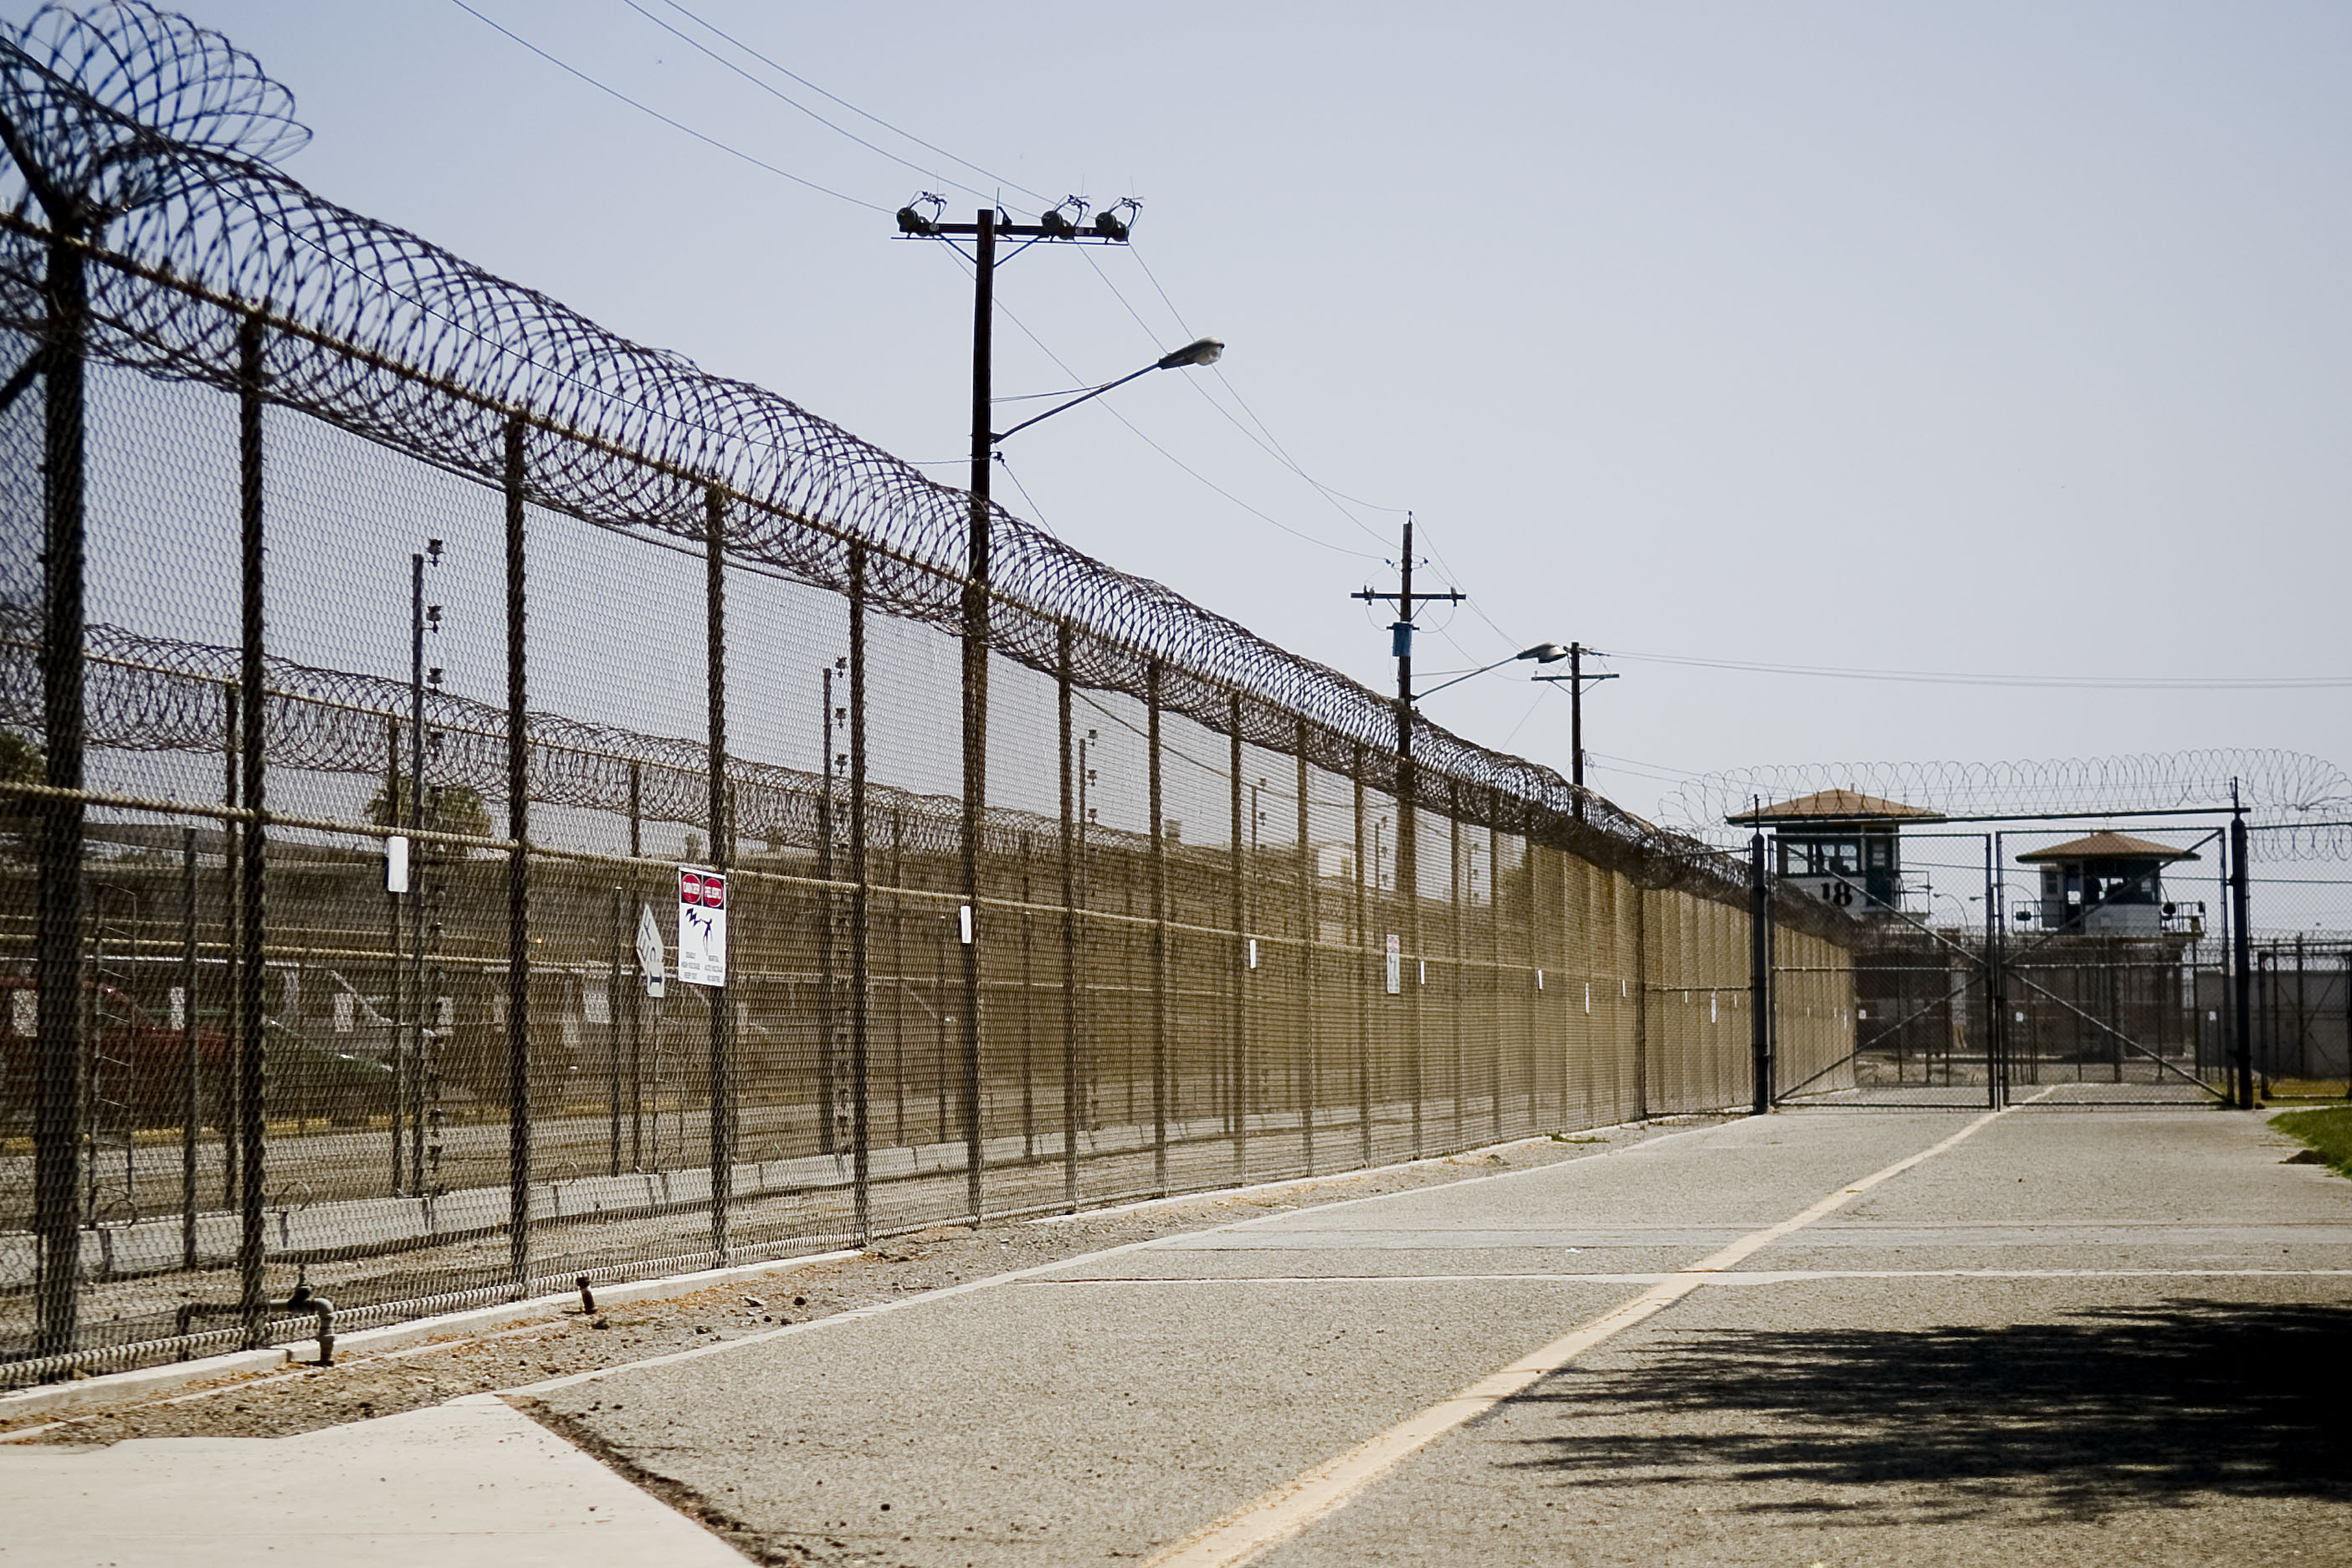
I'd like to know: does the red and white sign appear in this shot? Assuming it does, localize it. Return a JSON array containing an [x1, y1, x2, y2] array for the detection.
[[677, 867, 729, 987]]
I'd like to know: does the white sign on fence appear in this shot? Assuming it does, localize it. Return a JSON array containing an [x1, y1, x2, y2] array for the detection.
[[636, 901, 666, 998], [1384, 932, 1401, 996], [676, 867, 729, 988]]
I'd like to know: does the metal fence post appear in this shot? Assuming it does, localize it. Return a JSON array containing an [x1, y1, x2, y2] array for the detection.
[[1149, 659, 1169, 1194], [1749, 829, 1772, 1114], [1450, 784, 1464, 1147], [1632, 886, 1649, 1120], [2232, 806, 2253, 1109], [407, 544, 428, 1192], [1488, 806, 1503, 1141], [234, 316, 269, 1348], [607, 884, 623, 1175], [386, 718, 403, 1193], [1058, 623, 1079, 1212], [33, 222, 89, 1365], [848, 541, 871, 1244], [818, 667, 837, 1156], [1228, 692, 1248, 1177], [1352, 746, 1371, 1166], [180, 826, 199, 1272], [504, 414, 533, 1292], [220, 685, 240, 1212], [703, 484, 731, 1260], [1294, 718, 1314, 1176]]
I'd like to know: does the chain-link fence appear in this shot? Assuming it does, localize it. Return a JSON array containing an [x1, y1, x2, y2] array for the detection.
[[0, 3, 1863, 1383]]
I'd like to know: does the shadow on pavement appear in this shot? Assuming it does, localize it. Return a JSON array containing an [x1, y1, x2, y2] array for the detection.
[[1511, 1300, 2352, 1522]]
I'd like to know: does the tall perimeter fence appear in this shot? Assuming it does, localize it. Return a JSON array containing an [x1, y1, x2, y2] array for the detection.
[[0, 3, 1858, 1381]]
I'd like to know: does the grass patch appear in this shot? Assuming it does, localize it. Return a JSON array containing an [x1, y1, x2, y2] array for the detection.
[[2271, 1106, 2352, 1176]]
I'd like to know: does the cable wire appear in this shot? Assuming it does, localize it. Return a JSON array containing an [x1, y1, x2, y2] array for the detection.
[[617, 0, 997, 203], [1609, 647, 2352, 690], [940, 249, 1383, 560], [445, 0, 886, 212], [653, 0, 1050, 203]]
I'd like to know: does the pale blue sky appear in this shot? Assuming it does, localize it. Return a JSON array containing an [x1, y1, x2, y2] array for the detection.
[[23, 1, 2352, 830]]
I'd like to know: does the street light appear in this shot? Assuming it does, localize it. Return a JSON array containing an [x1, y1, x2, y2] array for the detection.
[[1411, 643, 1570, 703], [992, 338, 1226, 443]]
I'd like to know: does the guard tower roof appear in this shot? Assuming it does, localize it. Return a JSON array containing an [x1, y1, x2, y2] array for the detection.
[[1726, 789, 1945, 826], [2016, 831, 2199, 864]]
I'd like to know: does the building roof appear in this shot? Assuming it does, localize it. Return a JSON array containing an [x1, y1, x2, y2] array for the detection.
[[1726, 789, 1945, 826], [2016, 831, 2201, 864]]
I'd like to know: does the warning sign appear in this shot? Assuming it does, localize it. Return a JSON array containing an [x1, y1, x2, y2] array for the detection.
[[636, 902, 666, 998], [1384, 932, 1401, 996], [677, 867, 729, 988]]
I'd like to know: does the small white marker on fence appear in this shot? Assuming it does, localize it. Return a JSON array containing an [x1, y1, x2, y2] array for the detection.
[[385, 833, 410, 894], [959, 904, 974, 945]]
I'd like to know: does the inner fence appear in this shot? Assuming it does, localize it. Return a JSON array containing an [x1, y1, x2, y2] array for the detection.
[[0, 9, 1861, 1385]]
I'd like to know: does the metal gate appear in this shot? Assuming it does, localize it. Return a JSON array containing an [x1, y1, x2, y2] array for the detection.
[[1776, 827, 2234, 1109]]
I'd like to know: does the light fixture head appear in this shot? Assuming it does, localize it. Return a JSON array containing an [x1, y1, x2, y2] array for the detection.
[[1156, 336, 1225, 370], [1519, 643, 1571, 663]]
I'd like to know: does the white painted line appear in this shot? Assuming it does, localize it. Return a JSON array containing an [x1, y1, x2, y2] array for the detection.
[[1140, 1100, 2027, 1568], [505, 1115, 1749, 1397], [1019, 1268, 2352, 1287], [1024, 1118, 1715, 1225]]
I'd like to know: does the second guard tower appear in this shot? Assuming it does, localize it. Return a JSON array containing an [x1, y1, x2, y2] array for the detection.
[[2018, 831, 2199, 936]]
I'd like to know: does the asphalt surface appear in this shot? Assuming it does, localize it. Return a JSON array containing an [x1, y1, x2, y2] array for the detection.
[[519, 1103, 2352, 1565]]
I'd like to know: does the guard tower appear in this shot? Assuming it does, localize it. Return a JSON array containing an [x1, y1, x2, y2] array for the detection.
[[2018, 832, 2197, 936], [1727, 789, 1944, 915]]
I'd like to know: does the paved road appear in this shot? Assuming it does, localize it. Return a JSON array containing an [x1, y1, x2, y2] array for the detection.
[[513, 1103, 2351, 1565]]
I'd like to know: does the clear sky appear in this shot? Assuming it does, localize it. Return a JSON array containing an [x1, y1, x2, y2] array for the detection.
[[19, 1, 2352, 830]]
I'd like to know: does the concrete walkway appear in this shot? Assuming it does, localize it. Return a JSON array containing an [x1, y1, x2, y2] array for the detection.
[[0, 1392, 746, 1566], [8, 1105, 2348, 1565]]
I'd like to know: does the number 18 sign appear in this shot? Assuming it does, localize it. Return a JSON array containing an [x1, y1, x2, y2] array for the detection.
[[676, 866, 729, 987]]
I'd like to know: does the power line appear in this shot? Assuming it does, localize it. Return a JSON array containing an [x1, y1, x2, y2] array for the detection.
[[945, 250, 1382, 561], [1084, 244, 1397, 551], [617, 0, 997, 202], [652, 0, 1051, 203], [1606, 647, 2352, 690], [445, 0, 886, 212]]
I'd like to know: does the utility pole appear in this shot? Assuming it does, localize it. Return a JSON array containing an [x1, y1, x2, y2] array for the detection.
[[1532, 643, 1618, 800], [896, 194, 1140, 1217], [1351, 515, 1463, 974]]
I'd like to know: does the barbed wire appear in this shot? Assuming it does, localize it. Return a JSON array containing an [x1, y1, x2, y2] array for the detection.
[[0, 2, 1851, 937], [1659, 751, 2352, 861]]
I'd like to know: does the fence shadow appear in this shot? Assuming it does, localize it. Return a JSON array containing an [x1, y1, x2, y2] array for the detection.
[[1509, 1299, 2352, 1522]]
